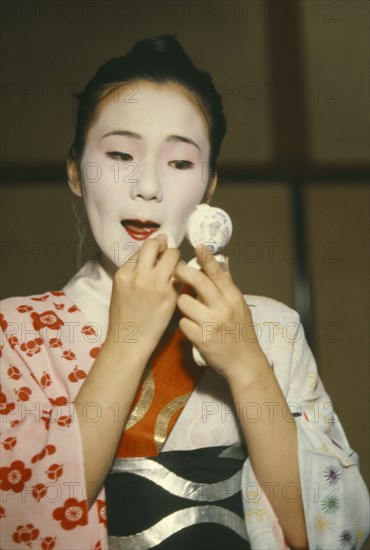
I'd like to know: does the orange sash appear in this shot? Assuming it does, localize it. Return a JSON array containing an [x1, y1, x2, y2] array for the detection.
[[115, 294, 205, 458]]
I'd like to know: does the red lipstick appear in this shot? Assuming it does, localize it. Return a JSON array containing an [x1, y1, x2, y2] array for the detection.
[[121, 219, 160, 241]]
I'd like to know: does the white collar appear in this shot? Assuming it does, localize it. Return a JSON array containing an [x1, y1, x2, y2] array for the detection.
[[62, 260, 112, 337]]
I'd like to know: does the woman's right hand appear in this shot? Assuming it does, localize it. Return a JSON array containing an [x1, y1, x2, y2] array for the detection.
[[73, 234, 181, 506], [105, 234, 182, 359]]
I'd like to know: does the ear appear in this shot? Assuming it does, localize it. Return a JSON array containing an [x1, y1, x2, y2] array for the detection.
[[202, 173, 217, 204], [67, 158, 83, 198]]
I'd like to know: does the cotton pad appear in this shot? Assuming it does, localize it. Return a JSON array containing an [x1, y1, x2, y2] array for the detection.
[[186, 204, 232, 253]]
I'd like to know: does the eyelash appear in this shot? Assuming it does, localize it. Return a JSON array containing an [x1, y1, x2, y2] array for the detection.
[[107, 152, 133, 162], [107, 152, 194, 170], [168, 160, 194, 170]]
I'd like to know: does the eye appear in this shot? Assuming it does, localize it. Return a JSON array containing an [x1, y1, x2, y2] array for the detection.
[[168, 160, 194, 170], [107, 151, 133, 162]]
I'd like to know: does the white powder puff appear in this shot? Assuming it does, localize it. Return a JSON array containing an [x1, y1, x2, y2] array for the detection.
[[186, 204, 232, 253]]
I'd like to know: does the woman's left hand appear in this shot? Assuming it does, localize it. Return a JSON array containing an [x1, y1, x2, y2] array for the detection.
[[174, 245, 271, 383]]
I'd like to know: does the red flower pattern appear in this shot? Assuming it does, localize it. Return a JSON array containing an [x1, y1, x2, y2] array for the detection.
[[61, 350, 76, 361], [0, 460, 32, 493], [0, 313, 8, 331], [8, 365, 22, 380], [68, 304, 79, 313], [68, 366, 86, 383], [41, 536, 56, 550], [49, 396, 67, 406], [41, 372, 52, 388], [41, 411, 51, 431], [45, 444, 56, 455], [82, 324, 96, 336], [20, 338, 44, 357], [1, 293, 107, 546], [57, 415, 72, 428], [32, 483, 47, 502], [31, 294, 50, 301], [52, 498, 88, 530], [0, 505, 6, 518], [48, 338, 62, 348], [46, 463, 63, 480], [14, 386, 32, 402], [90, 346, 101, 358], [0, 386, 16, 415], [97, 499, 107, 527], [9, 335, 19, 348], [31, 444, 56, 464], [16, 305, 33, 313], [12, 524, 39, 547], [31, 311, 64, 331], [51, 291, 64, 296], [2, 436, 17, 451]]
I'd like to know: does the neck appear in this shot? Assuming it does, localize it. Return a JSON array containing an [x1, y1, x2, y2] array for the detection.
[[99, 253, 118, 280]]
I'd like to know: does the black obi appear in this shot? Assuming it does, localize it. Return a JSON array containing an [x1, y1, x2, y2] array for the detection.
[[105, 445, 251, 549]]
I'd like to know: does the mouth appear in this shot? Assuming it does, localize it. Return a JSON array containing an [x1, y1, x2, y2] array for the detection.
[[121, 219, 160, 241]]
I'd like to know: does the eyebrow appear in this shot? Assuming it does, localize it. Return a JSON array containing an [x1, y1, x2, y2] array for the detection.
[[101, 130, 201, 151]]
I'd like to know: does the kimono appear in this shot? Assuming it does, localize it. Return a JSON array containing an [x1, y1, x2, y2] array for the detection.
[[0, 259, 369, 549]]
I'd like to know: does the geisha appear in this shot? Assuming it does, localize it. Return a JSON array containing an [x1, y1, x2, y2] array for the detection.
[[1, 34, 369, 550]]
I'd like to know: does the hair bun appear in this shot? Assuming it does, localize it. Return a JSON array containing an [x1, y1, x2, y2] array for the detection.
[[128, 34, 194, 67]]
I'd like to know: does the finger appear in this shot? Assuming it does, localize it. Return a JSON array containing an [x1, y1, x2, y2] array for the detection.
[[174, 261, 220, 306], [118, 234, 168, 270], [177, 293, 210, 325], [136, 234, 169, 272], [160, 232, 177, 248], [178, 317, 201, 345], [195, 245, 238, 300], [155, 248, 182, 282]]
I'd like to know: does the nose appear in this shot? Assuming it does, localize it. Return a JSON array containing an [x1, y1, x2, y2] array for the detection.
[[129, 163, 163, 202]]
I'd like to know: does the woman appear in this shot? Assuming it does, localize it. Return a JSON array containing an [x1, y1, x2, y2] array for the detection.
[[0, 35, 369, 550]]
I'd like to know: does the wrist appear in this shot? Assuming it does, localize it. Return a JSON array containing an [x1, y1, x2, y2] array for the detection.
[[100, 336, 149, 370], [225, 352, 273, 389]]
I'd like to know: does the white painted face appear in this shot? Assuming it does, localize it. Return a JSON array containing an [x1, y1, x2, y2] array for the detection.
[[70, 81, 215, 272]]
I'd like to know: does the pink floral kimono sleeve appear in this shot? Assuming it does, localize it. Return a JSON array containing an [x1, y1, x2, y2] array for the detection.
[[0, 291, 108, 550]]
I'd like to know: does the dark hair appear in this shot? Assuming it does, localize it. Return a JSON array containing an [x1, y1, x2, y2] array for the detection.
[[69, 34, 226, 177]]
